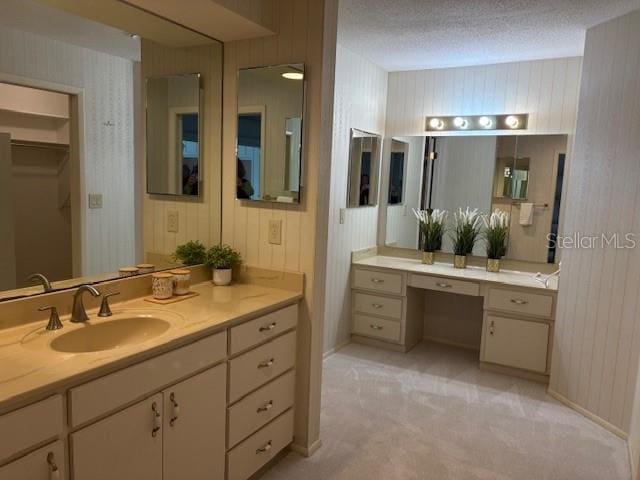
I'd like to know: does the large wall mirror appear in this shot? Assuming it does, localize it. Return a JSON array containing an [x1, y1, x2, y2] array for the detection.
[[382, 134, 568, 264], [347, 129, 382, 208], [236, 64, 305, 204], [0, 2, 223, 301], [147, 73, 202, 197]]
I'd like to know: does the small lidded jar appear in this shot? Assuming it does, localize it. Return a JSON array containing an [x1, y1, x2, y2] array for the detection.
[[119, 266, 139, 278], [152, 272, 174, 300], [136, 263, 155, 275], [170, 269, 191, 296]]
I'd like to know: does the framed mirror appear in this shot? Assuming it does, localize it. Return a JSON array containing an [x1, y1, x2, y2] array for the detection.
[[347, 129, 382, 208], [236, 63, 305, 204], [146, 73, 202, 197], [382, 134, 568, 263]]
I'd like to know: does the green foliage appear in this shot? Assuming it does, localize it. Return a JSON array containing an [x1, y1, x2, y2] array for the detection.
[[414, 209, 447, 253], [451, 208, 482, 256], [206, 244, 242, 270], [483, 210, 510, 259], [172, 240, 207, 266]]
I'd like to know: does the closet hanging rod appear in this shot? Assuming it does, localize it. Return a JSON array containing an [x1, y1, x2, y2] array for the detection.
[[10, 140, 69, 151], [511, 202, 549, 208]]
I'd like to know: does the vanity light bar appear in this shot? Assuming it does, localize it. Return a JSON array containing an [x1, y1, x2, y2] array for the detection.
[[425, 114, 529, 132]]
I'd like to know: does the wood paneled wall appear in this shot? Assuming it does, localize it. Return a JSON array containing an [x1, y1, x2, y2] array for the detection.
[[549, 8, 640, 437], [385, 57, 582, 137], [141, 40, 223, 258], [322, 45, 388, 354], [222, 0, 337, 452], [0, 24, 136, 276]]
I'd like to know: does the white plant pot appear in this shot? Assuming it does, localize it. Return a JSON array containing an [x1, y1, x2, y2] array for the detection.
[[212, 268, 232, 286]]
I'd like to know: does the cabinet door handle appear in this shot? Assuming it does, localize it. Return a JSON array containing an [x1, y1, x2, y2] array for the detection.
[[370, 278, 384, 284], [47, 452, 60, 480], [256, 440, 272, 454], [259, 322, 277, 332], [510, 298, 529, 305], [371, 303, 384, 309], [151, 401, 161, 437], [369, 324, 383, 330], [436, 282, 452, 288], [489, 320, 495, 336], [258, 358, 275, 369], [257, 400, 274, 413], [169, 392, 180, 426]]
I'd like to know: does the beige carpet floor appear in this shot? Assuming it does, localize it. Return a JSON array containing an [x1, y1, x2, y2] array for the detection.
[[262, 342, 630, 480]]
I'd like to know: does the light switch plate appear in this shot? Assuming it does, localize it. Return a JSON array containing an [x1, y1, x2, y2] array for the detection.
[[88, 193, 103, 209], [268, 219, 282, 245], [167, 210, 179, 233], [339, 208, 346, 224]]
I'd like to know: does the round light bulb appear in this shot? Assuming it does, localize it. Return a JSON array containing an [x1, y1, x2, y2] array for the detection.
[[479, 116, 493, 128], [453, 117, 468, 129], [505, 115, 519, 129], [429, 118, 444, 130]]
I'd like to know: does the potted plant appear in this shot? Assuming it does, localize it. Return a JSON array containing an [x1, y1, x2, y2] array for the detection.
[[451, 207, 483, 268], [206, 244, 242, 286], [483, 209, 509, 272], [413, 208, 447, 265], [172, 240, 207, 266]]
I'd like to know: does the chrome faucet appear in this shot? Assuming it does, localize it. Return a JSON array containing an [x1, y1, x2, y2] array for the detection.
[[27, 273, 53, 293], [71, 285, 101, 323]]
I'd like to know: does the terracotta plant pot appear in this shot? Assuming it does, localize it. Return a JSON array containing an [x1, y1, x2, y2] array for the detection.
[[212, 268, 232, 286], [453, 255, 467, 269], [486, 258, 500, 273], [422, 251, 435, 265]]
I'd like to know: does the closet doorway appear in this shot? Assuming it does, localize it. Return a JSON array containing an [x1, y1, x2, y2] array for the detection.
[[0, 79, 83, 290]]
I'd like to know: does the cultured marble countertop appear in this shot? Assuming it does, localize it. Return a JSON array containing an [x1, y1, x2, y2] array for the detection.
[[0, 281, 302, 413], [353, 255, 559, 291]]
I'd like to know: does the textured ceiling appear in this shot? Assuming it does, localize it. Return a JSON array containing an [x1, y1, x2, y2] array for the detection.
[[338, 0, 640, 71]]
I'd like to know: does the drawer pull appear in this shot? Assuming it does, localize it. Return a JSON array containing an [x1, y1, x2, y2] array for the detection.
[[369, 324, 383, 330], [47, 452, 60, 480], [436, 282, 452, 288], [169, 392, 180, 426], [258, 358, 275, 369], [371, 303, 384, 309], [151, 401, 161, 437], [256, 440, 273, 454], [370, 278, 385, 284], [259, 322, 277, 332], [510, 298, 529, 305], [257, 400, 274, 413], [489, 320, 495, 336]]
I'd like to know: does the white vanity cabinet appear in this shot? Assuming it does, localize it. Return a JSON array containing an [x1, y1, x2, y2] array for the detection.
[[0, 441, 64, 480]]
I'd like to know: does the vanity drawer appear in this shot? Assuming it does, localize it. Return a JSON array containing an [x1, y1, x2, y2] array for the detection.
[[408, 273, 480, 296], [228, 370, 295, 448], [0, 440, 64, 480], [230, 304, 298, 355], [0, 395, 63, 463], [69, 331, 227, 427], [353, 314, 401, 342], [487, 288, 553, 318], [353, 268, 404, 295], [482, 315, 549, 373], [353, 292, 403, 319], [229, 331, 296, 403], [227, 409, 294, 480]]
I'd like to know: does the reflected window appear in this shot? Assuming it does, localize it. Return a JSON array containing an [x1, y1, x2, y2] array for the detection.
[[389, 140, 407, 204], [179, 113, 199, 196], [237, 112, 262, 200]]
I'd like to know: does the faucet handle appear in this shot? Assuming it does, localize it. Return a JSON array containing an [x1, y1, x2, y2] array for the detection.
[[39, 305, 63, 331], [98, 291, 120, 317]]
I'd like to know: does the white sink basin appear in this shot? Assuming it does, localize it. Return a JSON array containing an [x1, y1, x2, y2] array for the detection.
[[22, 310, 184, 354]]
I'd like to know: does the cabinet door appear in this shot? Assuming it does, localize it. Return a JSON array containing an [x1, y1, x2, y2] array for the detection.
[[71, 394, 163, 480], [482, 315, 549, 373], [0, 441, 64, 480], [163, 364, 227, 480]]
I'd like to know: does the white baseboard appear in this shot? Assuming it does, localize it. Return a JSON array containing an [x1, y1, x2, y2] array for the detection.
[[323, 339, 350, 359], [290, 439, 322, 457], [546, 388, 628, 440], [628, 441, 637, 480]]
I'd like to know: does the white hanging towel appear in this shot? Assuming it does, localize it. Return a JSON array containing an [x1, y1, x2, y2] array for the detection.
[[519, 203, 534, 226]]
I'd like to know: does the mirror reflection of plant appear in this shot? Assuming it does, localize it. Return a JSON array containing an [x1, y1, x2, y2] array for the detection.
[[206, 244, 242, 270], [172, 240, 207, 266], [451, 207, 483, 256], [483, 209, 510, 260], [413, 209, 447, 253]]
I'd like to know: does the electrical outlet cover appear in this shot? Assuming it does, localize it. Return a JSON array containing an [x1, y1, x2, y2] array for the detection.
[[88, 193, 103, 209], [268, 219, 282, 245], [167, 210, 179, 233]]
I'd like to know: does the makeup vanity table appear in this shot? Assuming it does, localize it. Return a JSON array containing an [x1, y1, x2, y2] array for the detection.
[[351, 255, 558, 382]]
